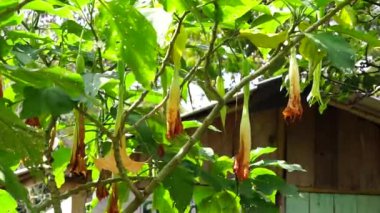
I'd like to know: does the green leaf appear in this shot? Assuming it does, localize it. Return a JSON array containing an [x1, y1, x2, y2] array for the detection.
[[219, 0, 260, 28], [97, 1, 157, 88], [329, 26, 380, 47], [21, 87, 76, 118], [306, 32, 355, 70], [182, 120, 221, 132], [252, 160, 305, 172], [253, 174, 298, 197], [193, 186, 215, 205], [0, 65, 84, 98], [23, 0, 76, 19], [334, 5, 356, 29], [6, 30, 52, 42], [0, 102, 44, 167], [250, 147, 277, 162], [159, 0, 196, 13], [153, 184, 177, 213], [240, 30, 287, 49], [163, 166, 194, 212], [212, 156, 233, 176], [0, 189, 18, 213], [0, 164, 31, 210], [52, 147, 72, 188], [198, 190, 240, 213]]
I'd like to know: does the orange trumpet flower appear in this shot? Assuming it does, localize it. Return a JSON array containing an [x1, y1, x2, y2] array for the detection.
[[234, 85, 251, 181], [283, 48, 303, 122], [166, 72, 183, 139]]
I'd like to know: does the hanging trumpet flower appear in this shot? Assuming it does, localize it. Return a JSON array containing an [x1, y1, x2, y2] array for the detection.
[[69, 106, 87, 176], [166, 69, 183, 139], [283, 47, 303, 122], [234, 61, 252, 181]]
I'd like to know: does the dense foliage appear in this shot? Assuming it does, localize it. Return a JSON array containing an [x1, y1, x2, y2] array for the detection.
[[0, 0, 379, 212]]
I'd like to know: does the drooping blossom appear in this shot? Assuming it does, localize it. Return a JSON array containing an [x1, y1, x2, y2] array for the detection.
[[25, 117, 40, 128], [283, 47, 303, 122], [165, 71, 183, 139], [69, 109, 87, 176], [234, 94, 252, 181], [94, 136, 145, 174]]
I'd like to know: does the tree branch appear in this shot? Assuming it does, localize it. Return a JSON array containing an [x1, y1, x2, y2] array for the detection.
[[123, 0, 353, 212]]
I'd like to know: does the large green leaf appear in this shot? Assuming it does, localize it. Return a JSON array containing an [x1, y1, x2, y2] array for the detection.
[[0, 65, 84, 98], [97, 1, 157, 88], [21, 87, 76, 118], [306, 32, 355, 70], [163, 166, 194, 212], [23, 0, 76, 19], [0, 102, 44, 167], [250, 147, 277, 162], [0, 189, 18, 213], [329, 26, 380, 47]]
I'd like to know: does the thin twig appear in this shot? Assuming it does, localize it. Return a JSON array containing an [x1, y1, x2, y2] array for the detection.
[[123, 1, 353, 212]]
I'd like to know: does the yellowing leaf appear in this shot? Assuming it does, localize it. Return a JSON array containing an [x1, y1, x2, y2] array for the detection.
[[239, 30, 287, 49], [94, 149, 145, 174]]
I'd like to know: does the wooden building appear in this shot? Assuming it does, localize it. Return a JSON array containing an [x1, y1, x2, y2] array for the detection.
[[183, 77, 380, 213]]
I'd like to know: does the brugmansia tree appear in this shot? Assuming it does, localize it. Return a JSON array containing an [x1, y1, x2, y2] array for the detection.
[[0, 0, 379, 212]]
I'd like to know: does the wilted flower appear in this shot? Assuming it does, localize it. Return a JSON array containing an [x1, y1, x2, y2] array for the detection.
[[69, 110, 87, 176], [283, 48, 303, 122], [166, 74, 183, 139], [25, 117, 40, 128], [234, 107, 251, 181]]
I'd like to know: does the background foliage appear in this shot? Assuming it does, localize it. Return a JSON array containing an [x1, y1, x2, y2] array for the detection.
[[0, 0, 379, 212]]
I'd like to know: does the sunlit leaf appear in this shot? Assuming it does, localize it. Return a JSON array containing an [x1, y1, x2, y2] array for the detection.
[[153, 184, 177, 213], [52, 147, 72, 188], [97, 1, 157, 88], [239, 30, 287, 48], [329, 26, 380, 47], [0, 189, 17, 213]]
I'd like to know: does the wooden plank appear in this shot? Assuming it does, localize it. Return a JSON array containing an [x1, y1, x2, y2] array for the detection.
[[314, 107, 338, 189], [251, 109, 278, 159], [359, 119, 380, 192], [357, 195, 380, 213], [309, 193, 334, 213], [334, 194, 357, 213], [337, 110, 361, 191], [286, 106, 315, 188], [286, 192, 309, 213]]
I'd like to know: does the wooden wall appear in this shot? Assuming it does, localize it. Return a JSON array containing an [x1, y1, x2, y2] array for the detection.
[[193, 104, 380, 194]]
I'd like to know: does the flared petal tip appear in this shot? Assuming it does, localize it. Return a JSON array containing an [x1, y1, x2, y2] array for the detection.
[[282, 105, 303, 123], [234, 158, 250, 181]]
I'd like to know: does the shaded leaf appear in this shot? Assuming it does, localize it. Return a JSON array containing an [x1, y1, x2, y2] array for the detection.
[[163, 166, 194, 212], [306, 32, 355, 70], [21, 87, 76, 118]]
